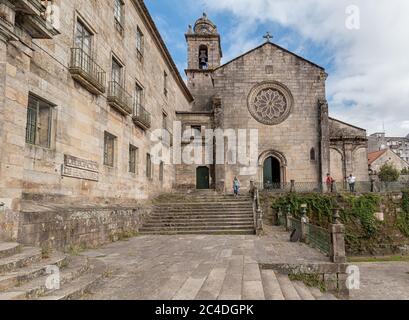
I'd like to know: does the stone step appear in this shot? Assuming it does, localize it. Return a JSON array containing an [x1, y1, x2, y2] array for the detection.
[[146, 215, 253, 222], [37, 259, 106, 300], [0, 243, 22, 259], [151, 212, 253, 217], [139, 229, 255, 236], [0, 247, 42, 274], [144, 217, 254, 226], [292, 281, 316, 300], [260, 270, 285, 300], [153, 208, 253, 213], [154, 202, 253, 207], [275, 273, 301, 300], [0, 253, 68, 292], [143, 222, 255, 229], [305, 285, 338, 300], [0, 256, 90, 300], [140, 225, 254, 232]]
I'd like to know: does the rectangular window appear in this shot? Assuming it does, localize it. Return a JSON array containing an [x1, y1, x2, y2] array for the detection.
[[159, 161, 164, 182], [75, 20, 92, 56], [114, 0, 124, 32], [25, 94, 54, 148], [162, 112, 168, 130], [129, 144, 138, 174], [136, 27, 144, 56], [104, 132, 116, 167], [146, 153, 152, 179], [164, 71, 168, 96], [111, 57, 123, 84]]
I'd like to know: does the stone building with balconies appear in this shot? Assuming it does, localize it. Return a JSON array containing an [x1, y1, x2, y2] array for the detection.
[[0, 0, 193, 242]]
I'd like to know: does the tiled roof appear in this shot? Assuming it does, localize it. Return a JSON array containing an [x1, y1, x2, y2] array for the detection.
[[368, 150, 387, 164]]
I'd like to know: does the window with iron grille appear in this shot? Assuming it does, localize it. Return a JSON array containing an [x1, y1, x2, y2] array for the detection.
[[111, 57, 123, 85], [136, 27, 144, 57], [114, 0, 124, 33], [25, 94, 54, 148], [129, 144, 138, 174], [159, 161, 164, 182], [164, 71, 168, 96], [104, 132, 116, 167], [75, 20, 92, 56], [146, 153, 152, 179]]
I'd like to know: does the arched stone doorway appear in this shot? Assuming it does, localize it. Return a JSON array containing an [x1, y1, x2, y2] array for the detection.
[[263, 157, 281, 189], [196, 166, 210, 189], [258, 150, 287, 190]]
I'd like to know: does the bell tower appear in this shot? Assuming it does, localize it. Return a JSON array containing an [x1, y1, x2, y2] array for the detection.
[[185, 13, 223, 110]]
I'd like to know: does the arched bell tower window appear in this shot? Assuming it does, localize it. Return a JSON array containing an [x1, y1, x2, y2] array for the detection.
[[198, 45, 209, 70], [310, 148, 316, 161]]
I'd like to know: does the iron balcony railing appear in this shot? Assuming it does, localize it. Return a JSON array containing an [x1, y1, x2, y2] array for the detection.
[[133, 103, 151, 130], [69, 48, 106, 94], [108, 81, 133, 115]]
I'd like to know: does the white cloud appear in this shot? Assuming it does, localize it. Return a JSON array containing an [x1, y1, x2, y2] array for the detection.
[[201, 0, 409, 136]]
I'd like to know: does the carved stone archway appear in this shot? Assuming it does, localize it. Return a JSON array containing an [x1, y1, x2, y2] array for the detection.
[[258, 150, 287, 189]]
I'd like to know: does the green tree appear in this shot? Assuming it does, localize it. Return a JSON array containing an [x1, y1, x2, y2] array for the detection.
[[378, 163, 400, 182], [401, 167, 409, 175]]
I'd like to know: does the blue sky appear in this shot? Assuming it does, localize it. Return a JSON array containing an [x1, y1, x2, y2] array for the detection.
[[145, 0, 409, 136]]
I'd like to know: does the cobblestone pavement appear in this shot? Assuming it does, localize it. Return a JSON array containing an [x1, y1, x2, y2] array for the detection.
[[81, 226, 409, 300], [82, 226, 328, 300], [350, 262, 409, 300]]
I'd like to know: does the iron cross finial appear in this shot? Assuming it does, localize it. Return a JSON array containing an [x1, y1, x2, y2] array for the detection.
[[263, 32, 273, 42]]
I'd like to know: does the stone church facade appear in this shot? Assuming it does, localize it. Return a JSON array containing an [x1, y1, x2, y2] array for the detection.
[[0, 2, 368, 244], [176, 14, 369, 192]]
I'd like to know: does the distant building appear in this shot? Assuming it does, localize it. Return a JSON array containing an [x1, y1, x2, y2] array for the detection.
[[368, 133, 409, 163], [368, 149, 409, 175]]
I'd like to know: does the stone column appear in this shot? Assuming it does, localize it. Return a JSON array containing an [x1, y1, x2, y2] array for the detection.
[[319, 99, 330, 188], [300, 204, 309, 243], [330, 209, 347, 263], [213, 96, 225, 193]]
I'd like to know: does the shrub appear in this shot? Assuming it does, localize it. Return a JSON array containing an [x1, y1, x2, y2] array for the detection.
[[378, 163, 400, 182]]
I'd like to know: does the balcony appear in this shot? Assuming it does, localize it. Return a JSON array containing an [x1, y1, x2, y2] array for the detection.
[[69, 48, 106, 95], [14, 0, 59, 39], [132, 103, 151, 130], [107, 81, 133, 116]]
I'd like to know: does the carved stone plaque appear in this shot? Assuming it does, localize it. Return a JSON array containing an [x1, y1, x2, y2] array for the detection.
[[62, 155, 99, 181]]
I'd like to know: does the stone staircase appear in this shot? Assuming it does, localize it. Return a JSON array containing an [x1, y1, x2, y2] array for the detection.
[[260, 270, 338, 300], [140, 192, 255, 235], [0, 242, 105, 300]]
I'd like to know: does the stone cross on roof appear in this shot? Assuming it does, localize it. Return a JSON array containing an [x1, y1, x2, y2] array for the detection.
[[263, 32, 273, 43]]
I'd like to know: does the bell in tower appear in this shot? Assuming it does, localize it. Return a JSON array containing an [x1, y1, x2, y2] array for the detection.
[[185, 13, 222, 71], [199, 46, 209, 70]]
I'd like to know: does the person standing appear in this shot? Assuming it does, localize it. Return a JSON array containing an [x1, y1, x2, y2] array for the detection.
[[347, 174, 357, 193], [233, 176, 241, 198], [325, 173, 335, 193]]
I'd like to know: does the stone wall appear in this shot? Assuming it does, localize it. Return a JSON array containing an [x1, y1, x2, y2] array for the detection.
[[18, 205, 151, 250]]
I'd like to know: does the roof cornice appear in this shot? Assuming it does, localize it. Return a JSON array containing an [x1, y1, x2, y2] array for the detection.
[[131, 0, 193, 102]]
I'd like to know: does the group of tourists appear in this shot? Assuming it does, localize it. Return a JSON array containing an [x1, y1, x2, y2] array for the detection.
[[326, 173, 357, 193]]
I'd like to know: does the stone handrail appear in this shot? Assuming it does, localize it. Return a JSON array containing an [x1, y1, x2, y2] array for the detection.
[[250, 180, 263, 235]]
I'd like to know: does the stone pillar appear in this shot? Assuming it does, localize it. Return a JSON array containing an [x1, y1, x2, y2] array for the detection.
[[319, 99, 330, 187], [286, 205, 293, 232], [213, 97, 225, 193], [330, 209, 347, 263], [300, 204, 309, 243]]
